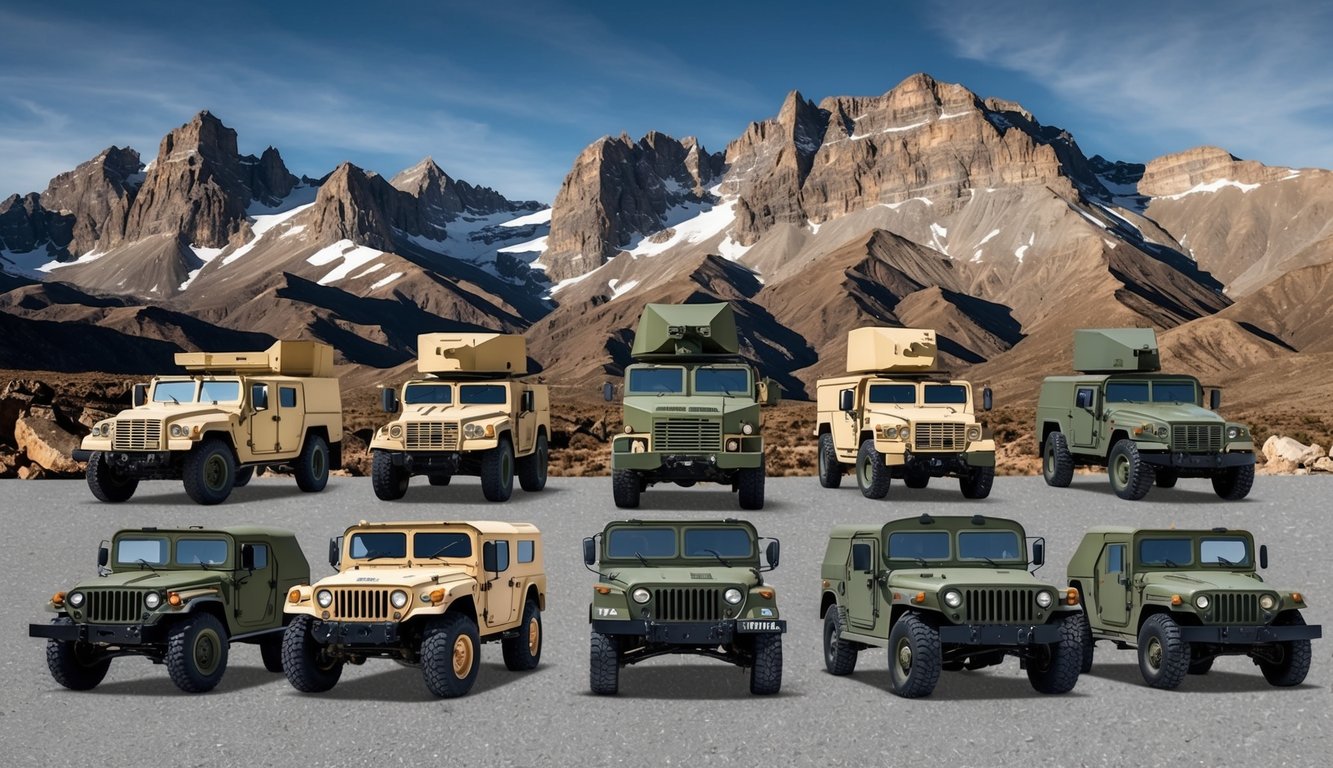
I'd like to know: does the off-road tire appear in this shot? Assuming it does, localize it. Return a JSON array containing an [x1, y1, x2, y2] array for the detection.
[[1075, 610, 1095, 674], [233, 466, 255, 487], [1027, 613, 1082, 694], [422, 613, 481, 698], [749, 633, 782, 695], [86, 451, 138, 503], [1188, 655, 1214, 675], [959, 464, 995, 499], [1137, 613, 1189, 689], [887, 613, 941, 698], [480, 436, 515, 502], [823, 607, 859, 676], [501, 600, 542, 671], [517, 433, 549, 492], [1258, 612, 1312, 687], [44, 617, 111, 690], [1155, 470, 1178, 489], [737, 463, 765, 510], [903, 465, 930, 489], [182, 438, 236, 505], [294, 433, 330, 493], [1042, 431, 1074, 487], [371, 449, 408, 501], [590, 632, 620, 695], [612, 469, 641, 509], [856, 439, 892, 500], [428, 473, 451, 486], [817, 432, 842, 488], [166, 612, 229, 693], [259, 635, 284, 673], [1109, 439, 1154, 501], [282, 615, 343, 693], [1212, 464, 1255, 501]]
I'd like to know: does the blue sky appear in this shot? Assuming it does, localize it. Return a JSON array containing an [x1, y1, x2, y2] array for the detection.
[[2, 0, 1330, 203]]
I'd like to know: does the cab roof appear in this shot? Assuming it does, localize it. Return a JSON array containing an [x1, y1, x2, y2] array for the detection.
[[829, 514, 1025, 538], [120, 525, 297, 539], [345, 520, 541, 535]]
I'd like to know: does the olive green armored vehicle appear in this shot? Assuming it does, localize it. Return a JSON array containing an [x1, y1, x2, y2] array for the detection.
[[606, 303, 780, 510], [816, 327, 995, 499], [819, 514, 1084, 698], [1068, 526, 1321, 689], [370, 333, 550, 502], [74, 340, 342, 505], [583, 519, 785, 695], [29, 526, 309, 693], [1036, 328, 1255, 500]]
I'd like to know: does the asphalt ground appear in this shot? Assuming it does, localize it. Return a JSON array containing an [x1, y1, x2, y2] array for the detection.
[[0, 475, 1328, 767]]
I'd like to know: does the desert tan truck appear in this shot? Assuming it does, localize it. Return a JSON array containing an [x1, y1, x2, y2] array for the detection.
[[816, 328, 996, 499], [370, 333, 550, 501], [74, 341, 342, 505], [282, 520, 546, 698]]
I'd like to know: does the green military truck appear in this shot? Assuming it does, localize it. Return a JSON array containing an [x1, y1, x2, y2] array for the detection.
[[816, 327, 996, 499], [819, 514, 1084, 698], [1068, 526, 1322, 689], [606, 303, 780, 510], [583, 518, 785, 695], [29, 526, 309, 693], [1036, 328, 1255, 500]]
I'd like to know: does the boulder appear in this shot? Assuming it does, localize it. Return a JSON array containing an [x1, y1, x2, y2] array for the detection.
[[1263, 435, 1314, 466], [79, 408, 117, 429], [13, 415, 83, 474], [18, 464, 47, 480], [1262, 456, 1300, 474], [0, 448, 17, 477], [2, 379, 55, 403], [1301, 443, 1326, 466], [1313, 456, 1333, 473]]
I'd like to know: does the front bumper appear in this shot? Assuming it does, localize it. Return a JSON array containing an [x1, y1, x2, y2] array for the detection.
[[312, 620, 401, 646], [885, 450, 995, 473], [29, 621, 165, 645], [1179, 623, 1323, 644], [938, 622, 1063, 646], [380, 450, 461, 475], [611, 450, 763, 475], [591, 618, 786, 644], [1139, 450, 1254, 470]]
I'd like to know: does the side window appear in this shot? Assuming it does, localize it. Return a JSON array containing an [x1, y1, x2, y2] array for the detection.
[[518, 540, 535, 564], [247, 543, 269, 569], [493, 540, 511, 572], [1076, 388, 1095, 409], [1107, 544, 1124, 573], [252, 383, 269, 410], [851, 542, 873, 572], [280, 387, 297, 408]]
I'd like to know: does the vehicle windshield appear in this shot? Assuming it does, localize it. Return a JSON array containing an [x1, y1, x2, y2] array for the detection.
[[198, 380, 241, 403], [606, 527, 677, 558], [958, 531, 1023, 561], [869, 384, 916, 404], [683, 527, 754, 559], [349, 532, 408, 560], [177, 538, 229, 565], [152, 381, 196, 403], [1138, 537, 1194, 567], [116, 537, 168, 565], [695, 367, 750, 394], [1149, 380, 1197, 403], [413, 532, 472, 559], [628, 367, 685, 395], [887, 531, 951, 561], [1106, 380, 1198, 404], [923, 384, 968, 405], [459, 385, 506, 405], [404, 384, 453, 405], [1200, 537, 1250, 566]]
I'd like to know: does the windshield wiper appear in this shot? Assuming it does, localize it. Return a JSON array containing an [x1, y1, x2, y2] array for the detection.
[[1213, 556, 1234, 566], [701, 548, 732, 567], [135, 559, 158, 573], [976, 556, 999, 567], [364, 551, 399, 561], [1162, 559, 1179, 567], [634, 552, 653, 567], [423, 540, 464, 560], [168, 395, 180, 404]]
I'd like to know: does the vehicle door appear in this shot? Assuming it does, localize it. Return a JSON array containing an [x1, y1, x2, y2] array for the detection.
[[514, 384, 536, 454], [830, 383, 861, 459], [1095, 542, 1130, 627], [1071, 385, 1101, 448], [482, 538, 520, 628], [248, 381, 279, 455], [235, 540, 276, 629], [847, 536, 879, 630]]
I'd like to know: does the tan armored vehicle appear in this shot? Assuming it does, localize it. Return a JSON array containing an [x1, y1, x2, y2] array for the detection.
[[816, 328, 996, 499], [283, 520, 547, 698], [370, 333, 550, 501], [74, 341, 342, 505]]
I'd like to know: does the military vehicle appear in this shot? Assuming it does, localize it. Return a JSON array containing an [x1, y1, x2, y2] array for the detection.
[[1068, 526, 1322, 689], [583, 518, 784, 695], [73, 340, 342, 505], [819, 514, 1084, 698], [370, 333, 550, 502], [1036, 328, 1255, 500], [29, 526, 309, 693], [606, 303, 780, 510], [283, 520, 546, 698], [816, 327, 995, 499]]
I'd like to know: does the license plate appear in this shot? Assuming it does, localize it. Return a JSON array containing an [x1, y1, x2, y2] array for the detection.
[[737, 620, 780, 632]]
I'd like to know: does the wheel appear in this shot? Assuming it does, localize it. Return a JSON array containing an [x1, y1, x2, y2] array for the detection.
[[1188, 655, 1214, 675], [428, 473, 452, 486], [1258, 612, 1312, 686], [1027, 613, 1083, 694], [501, 599, 542, 671], [590, 632, 620, 695], [86, 451, 138, 502], [44, 617, 111, 690], [1137, 614, 1188, 689], [182, 438, 236, 505], [1075, 610, 1095, 674], [1108, 439, 1154, 500], [612, 469, 641, 509], [1212, 464, 1255, 501], [281, 615, 343, 692], [233, 466, 255, 487], [959, 464, 995, 499], [166, 613, 229, 693], [737, 463, 765, 510], [259, 635, 284, 673], [517, 433, 548, 492], [294, 433, 330, 492], [856, 439, 891, 499], [823, 608, 859, 676], [887, 614, 941, 698], [903, 465, 929, 489], [1155, 469, 1178, 489], [1042, 431, 1074, 487], [371, 449, 408, 500], [749, 633, 782, 695], [421, 613, 481, 698], [480, 436, 515, 502], [817, 432, 842, 489]]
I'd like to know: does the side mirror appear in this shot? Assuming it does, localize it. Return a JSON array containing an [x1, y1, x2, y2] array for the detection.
[[583, 537, 596, 567], [766, 540, 780, 569], [97, 545, 109, 568], [132, 383, 148, 408], [838, 388, 855, 413], [381, 387, 399, 414], [241, 544, 255, 571], [1259, 544, 1268, 570], [1209, 389, 1221, 410], [328, 536, 343, 569], [982, 386, 993, 412], [757, 378, 782, 406], [602, 382, 615, 402], [521, 389, 535, 413], [1031, 540, 1045, 568]]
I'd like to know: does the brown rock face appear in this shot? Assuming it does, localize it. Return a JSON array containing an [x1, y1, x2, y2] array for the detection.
[[1138, 146, 1288, 197], [302, 162, 423, 250], [0, 192, 73, 257], [390, 157, 536, 237], [40, 146, 144, 256], [13, 414, 82, 474]]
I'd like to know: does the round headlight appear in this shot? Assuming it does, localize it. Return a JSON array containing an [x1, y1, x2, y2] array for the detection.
[[900, 426, 910, 440], [1195, 594, 1210, 610], [390, 590, 409, 609], [388, 425, 403, 439], [624, 424, 634, 434], [1035, 591, 1053, 608], [724, 588, 743, 605], [966, 426, 982, 442], [631, 588, 651, 604], [169, 424, 186, 438], [68, 591, 85, 607], [741, 423, 754, 435], [1227, 426, 1240, 440], [885, 426, 899, 440], [144, 592, 162, 609], [98, 423, 111, 437], [1155, 425, 1169, 439], [464, 423, 485, 439], [1259, 594, 1276, 610], [726, 439, 740, 452], [943, 590, 962, 608], [316, 589, 333, 608]]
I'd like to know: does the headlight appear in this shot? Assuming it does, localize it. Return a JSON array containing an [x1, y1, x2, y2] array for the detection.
[[388, 425, 403, 439], [631, 588, 651, 604], [726, 439, 740, 452], [943, 590, 962, 608], [68, 591, 85, 607], [1227, 426, 1241, 440], [1155, 425, 1169, 440], [883, 426, 899, 440], [624, 424, 634, 434], [169, 424, 187, 438], [390, 590, 409, 609], [144, 592, 162, 609], [724, 588, 743, 605], [741, 423, 754, 435], [1035, 591, 1053, 608], [1259, 594, 1276, 610], [966, 426, 982, 442], [463, 423, 486, 439], [1195, 594, 1210, 610], [316, 589, 333, 608], [97, 423, 111, 437], [900, 426, 910, 440]]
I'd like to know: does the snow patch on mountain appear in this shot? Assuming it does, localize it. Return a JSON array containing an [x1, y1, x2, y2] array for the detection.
[[179, 245, 225, 290], [307, 240, 384, 285], [1159, 178, 1262, 200]]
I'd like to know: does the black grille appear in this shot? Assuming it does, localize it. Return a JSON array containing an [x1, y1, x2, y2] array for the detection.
[[652, 587, 721, 622], [1171, 424, 1223, 452], [85, 589, 147, 623], [112, 420, 162, 450], [652, 419, 721, 453], [333, 589, 392, 621], [914, 423, 968, 451], [1207, 593, 1261, 624], [405, 422, 458, 450], [963, 588, 1038, 624]]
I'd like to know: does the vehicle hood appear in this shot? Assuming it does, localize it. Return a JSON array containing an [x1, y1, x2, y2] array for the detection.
[[78, 570, 222, 590], [314, 565, 477, 590], [398, 404, 504, 421], [115, 406, 233, 422], [607, 565, 759, 588], [1141, 570, 1267, 593], [888, 568, 1051, 591], [625, 396, 757, 415], [864, 407, 974, 425], [1106, 404, 1223, 424]]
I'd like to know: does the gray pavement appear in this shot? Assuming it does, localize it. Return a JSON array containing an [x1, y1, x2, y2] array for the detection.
[[0, 475, 1329, 767]]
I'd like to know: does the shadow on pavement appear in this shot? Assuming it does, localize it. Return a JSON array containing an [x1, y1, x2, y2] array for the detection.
[[581, 663, 800, 700], [76, 665, 281, 696], [1062, 479, 1255, 505], [308, 661, 543, 702], [372, 485, 569, 505], [1085, 662, 1315, 692], [835, 667, 1090, 700]]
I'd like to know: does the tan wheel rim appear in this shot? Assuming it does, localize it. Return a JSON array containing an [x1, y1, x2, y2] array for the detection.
[[452, 634, 474, 679], [528, 618, 540, 655], [896, 640, 913, 674], [1147, 637, 1162, 670]]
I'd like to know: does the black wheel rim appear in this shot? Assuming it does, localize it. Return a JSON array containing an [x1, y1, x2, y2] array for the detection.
[[313, 447, 326, 478], [194, 629, 222, 675], [204, 455, 228, 491]]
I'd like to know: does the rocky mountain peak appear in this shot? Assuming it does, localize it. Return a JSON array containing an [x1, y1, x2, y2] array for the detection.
[[38, 146, 144, 257], [1138, 145, 1289, 197], [302, 161, 421, 250]]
